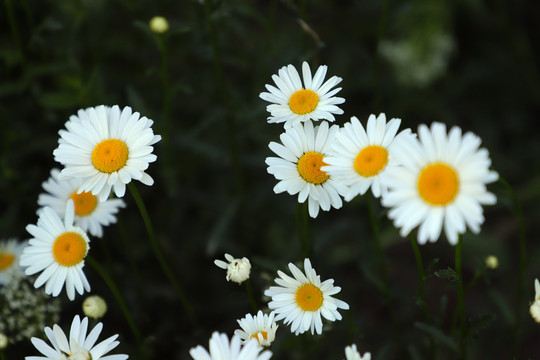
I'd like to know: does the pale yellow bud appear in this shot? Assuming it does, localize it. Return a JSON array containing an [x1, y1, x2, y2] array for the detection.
[[82, 295, 107, 319], [485, 255, 499, 269], [149, 16, 169, 34], [0, 333, 8, 349]]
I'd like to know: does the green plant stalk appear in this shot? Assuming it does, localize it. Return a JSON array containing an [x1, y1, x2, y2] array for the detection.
[[0, 350, 5, 360], [128, 183, 196, 324], [245, 279, 258, 313], [296, 202, 310, 258], [5, 0, 25, 62], [455, 236, 467, 359], [87, 256, 142, 345]]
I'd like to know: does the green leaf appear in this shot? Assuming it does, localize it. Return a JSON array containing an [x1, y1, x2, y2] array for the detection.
[[414, 322, 459, 353], [434, 267, 459, 281]]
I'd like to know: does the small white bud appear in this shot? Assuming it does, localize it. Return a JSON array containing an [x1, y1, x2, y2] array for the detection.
[[82, 295, 107, 319], [149, 16, 169, 34], [214, 253, 251, 284]]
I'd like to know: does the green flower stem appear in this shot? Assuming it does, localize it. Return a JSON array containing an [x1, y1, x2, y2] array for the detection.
[[499, 177, 527, 354], [87, 256, 142, 345], [245, 279, 258, 313], [296, 202, 310, 258], [5, 0, 25, 62], [128, 183, 196, 324], [455, 236, 467, 359], [0, 350, 5, 360]]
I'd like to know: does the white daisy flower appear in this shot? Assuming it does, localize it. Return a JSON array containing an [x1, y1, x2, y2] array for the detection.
[[26, 315, 128, 360], [53, 105, 161, 202], [0, 238, 26, 285], [189, 332, 272, 360], [260, 61, 345, 129], [344, 344, 371, 360], [264, 258, 349, 335], [214, 253, 251, 284], [38, 168, 126, 238], [323, 113, 416, 200], [530, 278, 540, 323], [20, 201, 91, 301], [266, 120, 346, 218], [234, 311, 278, 347], [381, 122, 498, 245]]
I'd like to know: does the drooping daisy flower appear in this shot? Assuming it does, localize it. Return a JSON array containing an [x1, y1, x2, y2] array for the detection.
[[381, 122, 498, 245], [234, 311, 278, 347], [266, 120, 346, 218], [189, 332, 272, 360], [264, 258, 349, 335], [344, 344, 371, 360], [53, 105, 161, 201], [20, 201, 91, 301], [38, 168, 125, 238], [0, 238, 26, 285], [323, 113, 415, 200], [260, 61, 345, 129], [530, 278, 540, 323], [214, 253, 251, 284], [26, 315, 128, 360]]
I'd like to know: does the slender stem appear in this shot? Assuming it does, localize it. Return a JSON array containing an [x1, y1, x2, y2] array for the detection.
[[0, 350, 5, 360], [296, 202, 310, 258], [455, 236, 467, 359], [128, 183, 196, 324], [409, 234, 431, 321], [245, 279, 258, 313], [5, 0, 25, 62], [87, 256, 142, 345]]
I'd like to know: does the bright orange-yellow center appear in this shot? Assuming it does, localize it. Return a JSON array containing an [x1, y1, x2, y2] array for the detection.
[[70, 191, 98, 216], [52, 232, 87, 267], [251, 331, 268, 343], [417, 162, 459, 206], [0, 253, 15, 270], [289, 89, 319, 115], [354, 145, 388, 177], [295, 283, 323, 311], [297, 151, 330, 185], [91, 139, 129, 173]]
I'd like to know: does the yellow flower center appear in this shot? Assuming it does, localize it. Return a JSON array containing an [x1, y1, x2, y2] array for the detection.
[[289, 89, 319, 115], [295, 283, 324, 311], [417, 162, 459, 206], [251, 331, 268, 344], [91, 139, 129, 173], [297, 151, 329, 185], [0, 253, 15, 270], [53, 232, 87, 267], [70, 191, 98, 216], [353, 145, 388, 177]]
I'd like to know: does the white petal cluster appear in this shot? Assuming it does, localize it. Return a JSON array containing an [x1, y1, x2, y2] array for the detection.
[[214, 253, 251, 284]]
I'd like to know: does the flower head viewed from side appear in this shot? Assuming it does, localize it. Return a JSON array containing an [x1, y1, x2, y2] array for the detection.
[[53, 105, 162, 201], [323, 113, 416, 200], [189, 332, 272, 360], [264, 258, 349, 335], [20, 201, 91, 301], [344, 344, 371, 360], [26, 315, 128, 360], [214, 253, 251, 284], [235, 311, 278, 347], [260, 61, 345, 129], [530, 278, 540, 323], [0, 238, 26, 285], [38, 168, 126, 238], [266, 120, 346, 218], [381, 122, 498, 245]]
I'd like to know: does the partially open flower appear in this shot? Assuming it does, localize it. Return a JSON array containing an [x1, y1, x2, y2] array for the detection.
[[530, 278, 540, 323], [214, 254, 251, 284]]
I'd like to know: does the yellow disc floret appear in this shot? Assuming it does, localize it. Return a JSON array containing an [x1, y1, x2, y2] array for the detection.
[[0, 253, 15, 270], [251, 331, 268, 343], [53, 232, 87, 267], [353, 145, 388, 177], [297, 151, 330, 185], [289, 89, 319, 115], [91, 139, 129, 173], [295, 283, 324, 311], [70, 191, 98, 216], [417, 162, 459, 206]]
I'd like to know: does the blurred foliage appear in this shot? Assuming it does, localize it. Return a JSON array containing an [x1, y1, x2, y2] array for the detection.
[[1, 0, 540, 359]]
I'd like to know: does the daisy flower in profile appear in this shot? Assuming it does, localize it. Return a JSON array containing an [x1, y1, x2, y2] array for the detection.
[[214, 253, 251, 284], [381, 122, 498, 245], [0, 238, 26, 285], [189, 332, 272, 360], [530, 278, 540, 323], [234, 311, 278, 347], [264, 258, 349, 335], [260, 61, 345, 129], [20, 201, 91, 301], [344, 344, 371, 360], [38, 168, 126, 238], [323, 113, 415, 200], [266, 120, 346, 218], [53, 105, 161, 201], [26, 315, 128, 360]]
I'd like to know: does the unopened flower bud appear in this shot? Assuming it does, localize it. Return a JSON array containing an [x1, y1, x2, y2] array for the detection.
[[149, 16, 169, 34], [82, 295, 107, 319], [485, 255, 499, 270], [0, 333, 8, 349], [530, 279, 540, 323], [214, 253, 251, 284]]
